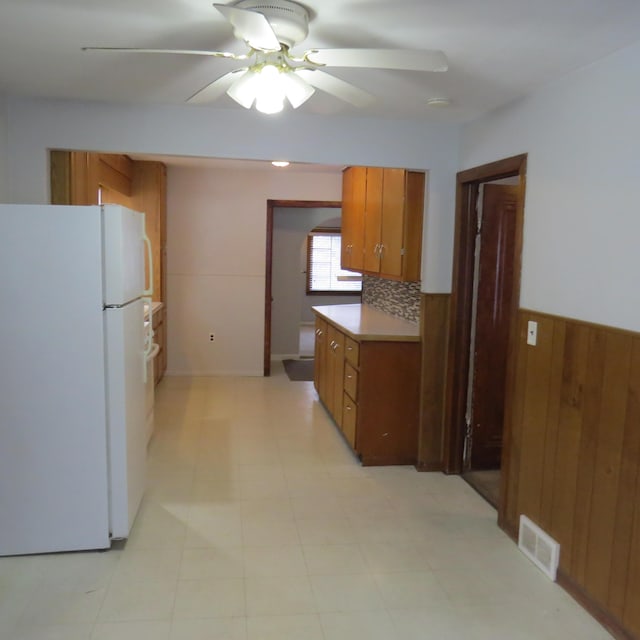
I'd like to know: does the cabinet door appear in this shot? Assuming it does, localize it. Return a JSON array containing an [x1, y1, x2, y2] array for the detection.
[[363, 167, 383, 274], [402, 171, 425, 282], [314, 316, 328, 398], [327, 324, 345, 425], [342, 392, 357, 448], [380, 168, 406, 278], [380, 169, 424, 281], [341, 167, 366, 272]]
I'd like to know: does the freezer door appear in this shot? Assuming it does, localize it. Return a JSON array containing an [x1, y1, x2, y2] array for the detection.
[[102, 205, 146, 306], [0, 204, 110, 555], [104, 298, 147, 538]]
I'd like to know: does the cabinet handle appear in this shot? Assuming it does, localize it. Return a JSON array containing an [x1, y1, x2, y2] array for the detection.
[[347, 346, 353, 351], [345, 405, 352, 411], [346, 374, 353, 379], [379, 243, 385, 257]]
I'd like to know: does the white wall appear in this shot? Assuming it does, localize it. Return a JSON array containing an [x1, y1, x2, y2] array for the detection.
[[2, 95, 459, 375], [166, 166, 343, 375], [4, 97, 460, 292], [461, 41, 640, 333], [271, 207, 360, 358], [0, 95, 8, 201]]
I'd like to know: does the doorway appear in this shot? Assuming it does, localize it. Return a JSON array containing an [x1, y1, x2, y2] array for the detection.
[[263, 199, 341, 376], [443, 155, 526, 519]]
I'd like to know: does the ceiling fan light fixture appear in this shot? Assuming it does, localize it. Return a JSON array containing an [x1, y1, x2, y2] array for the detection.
[[282, 71, 315, 108], [254, 64, 285, 114], [227, 61, 314, 114], [226, 69, 259, 108]]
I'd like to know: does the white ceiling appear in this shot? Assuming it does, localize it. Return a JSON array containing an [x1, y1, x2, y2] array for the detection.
[[2, 0, 640, 124]]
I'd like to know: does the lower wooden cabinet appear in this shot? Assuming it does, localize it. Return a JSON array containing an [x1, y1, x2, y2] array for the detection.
[[313, 312, 420, 465]]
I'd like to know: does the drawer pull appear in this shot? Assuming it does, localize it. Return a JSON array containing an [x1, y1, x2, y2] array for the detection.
[[346, 374, 353, 379], [345, 405, 352, 411]]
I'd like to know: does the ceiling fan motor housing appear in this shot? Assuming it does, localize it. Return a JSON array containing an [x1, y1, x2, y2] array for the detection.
[[235, 0, 309, 48]]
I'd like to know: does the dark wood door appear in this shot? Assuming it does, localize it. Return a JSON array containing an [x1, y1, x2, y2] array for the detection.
[[468, 184, 518, 469]]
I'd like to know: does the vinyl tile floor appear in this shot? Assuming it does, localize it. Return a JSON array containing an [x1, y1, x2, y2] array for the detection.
[[0, 363, 614, 640]]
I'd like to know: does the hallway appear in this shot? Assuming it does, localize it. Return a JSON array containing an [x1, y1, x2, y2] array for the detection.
[[0, 365, 613, 639]]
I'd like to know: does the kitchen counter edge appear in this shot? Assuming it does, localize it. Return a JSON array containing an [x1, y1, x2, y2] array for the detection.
[[312, 304, 420, 342]]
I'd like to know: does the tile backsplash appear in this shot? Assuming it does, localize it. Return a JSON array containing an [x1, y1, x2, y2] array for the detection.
[[362, 275, 421, 323]]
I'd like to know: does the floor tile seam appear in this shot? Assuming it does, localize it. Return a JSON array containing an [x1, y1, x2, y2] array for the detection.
[[307, 572, 389, 611]]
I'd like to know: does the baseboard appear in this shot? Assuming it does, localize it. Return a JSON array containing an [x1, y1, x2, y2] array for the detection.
[[556, 570, 635, 640], [165, 369, 264, 377], [415, 461, 443, 472], [498, 518, 634, 640], [271, 353, 301, 361]]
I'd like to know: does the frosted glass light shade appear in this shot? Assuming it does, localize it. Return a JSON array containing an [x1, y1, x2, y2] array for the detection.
[[226, 70, 258, 109], [284, 71, 315, 108]]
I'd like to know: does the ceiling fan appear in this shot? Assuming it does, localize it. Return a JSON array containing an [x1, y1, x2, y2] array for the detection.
[[83, 0, 448, 115]]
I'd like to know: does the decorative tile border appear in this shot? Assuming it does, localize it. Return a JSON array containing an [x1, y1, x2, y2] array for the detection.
[[362, 275, 421, 323]]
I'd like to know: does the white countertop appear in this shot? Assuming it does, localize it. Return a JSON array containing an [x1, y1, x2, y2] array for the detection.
[[312, 304, 420, 342]]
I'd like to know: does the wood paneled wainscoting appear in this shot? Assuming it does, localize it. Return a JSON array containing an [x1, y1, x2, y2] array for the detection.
[[504, 309, 640, 640], [417, 293, 450, 470]]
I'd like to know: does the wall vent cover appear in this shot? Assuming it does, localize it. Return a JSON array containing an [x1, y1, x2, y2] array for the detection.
[[518, 515, 560, 581]]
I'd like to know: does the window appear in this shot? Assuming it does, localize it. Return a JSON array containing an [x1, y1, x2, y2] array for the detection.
[[307, 232, 362, 294]]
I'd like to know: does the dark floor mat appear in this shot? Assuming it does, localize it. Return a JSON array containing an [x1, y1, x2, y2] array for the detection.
[[283, 359, 314, 381]]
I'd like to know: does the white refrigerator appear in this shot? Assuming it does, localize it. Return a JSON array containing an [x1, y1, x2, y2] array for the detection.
[[0, 204, 153, 556]]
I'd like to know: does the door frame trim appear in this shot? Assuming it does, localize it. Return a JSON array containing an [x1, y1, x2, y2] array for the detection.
[[442, 154, 527, 526], [264, 199, 342, 376]]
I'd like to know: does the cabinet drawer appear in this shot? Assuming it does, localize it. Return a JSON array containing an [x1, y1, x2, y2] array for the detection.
[[342, 392, 357, 448], [344, 362, 358, 401], [345, 337, 360, 367]]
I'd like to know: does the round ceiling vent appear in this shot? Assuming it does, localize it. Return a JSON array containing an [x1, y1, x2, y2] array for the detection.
[[235, 0, 310, 48]]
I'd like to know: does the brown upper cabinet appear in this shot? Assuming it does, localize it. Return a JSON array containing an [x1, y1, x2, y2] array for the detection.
[[341, 166, 425, 282], [50, 150, 167, 302]]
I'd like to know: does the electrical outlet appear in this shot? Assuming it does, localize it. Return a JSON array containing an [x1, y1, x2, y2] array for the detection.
[[527, 321, 537, 346], [209, 333, 215, 342]]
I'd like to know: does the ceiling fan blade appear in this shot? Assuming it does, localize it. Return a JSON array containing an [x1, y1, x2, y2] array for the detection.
[[295, 69, 374, 108], [187, 68, 248, 104], [82, 47, 248, 61], [304, 48, 448, 72], [213, 4, 280, 52]]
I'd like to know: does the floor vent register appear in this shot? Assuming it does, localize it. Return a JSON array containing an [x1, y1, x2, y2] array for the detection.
[[518, 515, 560, 581]]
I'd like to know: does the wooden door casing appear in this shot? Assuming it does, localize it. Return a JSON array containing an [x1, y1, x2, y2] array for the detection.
[[444, 154, 526, 483]]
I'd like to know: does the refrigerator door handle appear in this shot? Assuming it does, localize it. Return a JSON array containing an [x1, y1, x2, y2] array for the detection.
[[143, 232, 153, 297]]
